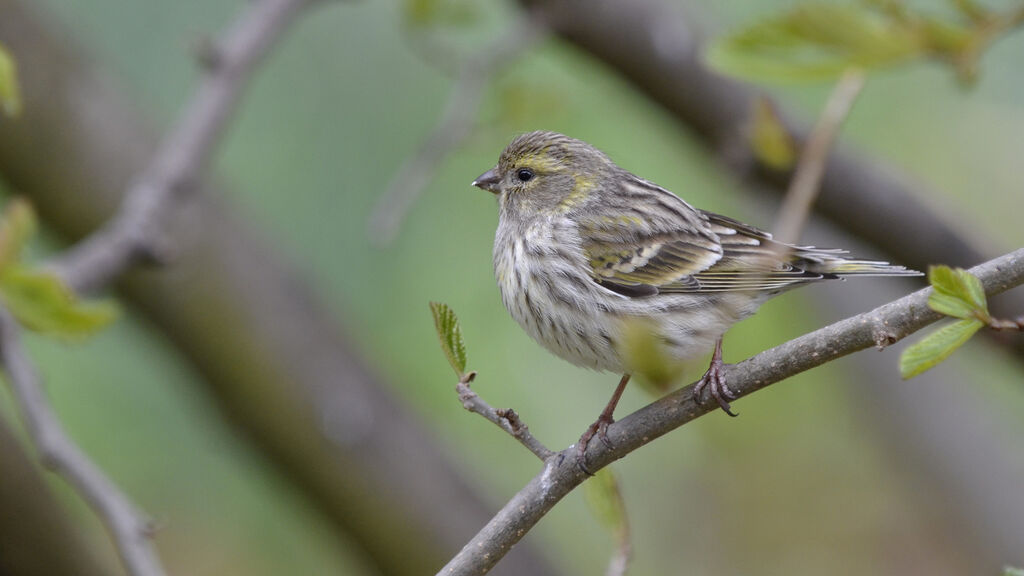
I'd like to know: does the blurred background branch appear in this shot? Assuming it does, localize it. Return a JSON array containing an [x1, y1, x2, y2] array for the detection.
[[2, 0, 322, 574], [0, 417, 114, 576], [369, 7, 550, 245], [772, 68, 865, 245], [0, 303, 165, 576], [51, 0, 317, 294], [0, 0, 557, 574]]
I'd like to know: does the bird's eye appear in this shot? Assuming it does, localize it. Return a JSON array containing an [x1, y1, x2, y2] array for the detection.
[[516, 168, 534, 182]]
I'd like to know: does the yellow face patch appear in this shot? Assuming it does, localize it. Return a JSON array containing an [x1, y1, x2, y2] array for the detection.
[[555, 172, 594, 212]]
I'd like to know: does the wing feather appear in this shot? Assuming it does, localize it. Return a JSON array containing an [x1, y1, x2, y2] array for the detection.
[[578, 178, 857, 296], [580, 176, 723, 292], [579, 175, 903, 297]]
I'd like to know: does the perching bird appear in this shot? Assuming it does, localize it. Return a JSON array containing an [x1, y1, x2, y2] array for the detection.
[[472, 131, 919, 456]]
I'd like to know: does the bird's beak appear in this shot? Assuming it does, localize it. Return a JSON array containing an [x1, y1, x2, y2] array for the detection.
[[472, 167, 501, 195]]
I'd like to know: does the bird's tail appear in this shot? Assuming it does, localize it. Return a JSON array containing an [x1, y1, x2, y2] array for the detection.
[[794, 248, 923, 277]]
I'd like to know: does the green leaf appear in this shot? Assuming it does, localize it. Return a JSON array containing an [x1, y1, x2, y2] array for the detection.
[[927, 291, 976, 319], [429, 301, 467, 377], [583, 466, 627, 532], [957, 268, 986, 312], [706, 3, 923, 83], [0, 44, 21, 117], [927, 265, 988, 320], [1004, 566, 1024, 576], [0, 198, 37, 270], [749, 97, 797, 170], [900, 318, 983, 379], [0, 265, 119, 338]]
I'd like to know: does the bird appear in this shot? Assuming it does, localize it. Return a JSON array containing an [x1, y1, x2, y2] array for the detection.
[[472, 130, 919, 459]]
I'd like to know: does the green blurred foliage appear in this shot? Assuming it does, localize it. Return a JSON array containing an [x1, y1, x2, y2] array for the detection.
[[749, 96, 798, 170], [617, 317, 685, 394], [0, 266, 119, 337], [707, 0, 1024, 85], [583, 466, 629, 568], [0, 199, 118, 338], [707, 2, 923, 82], [0, 197, 35, 268], [584, 467, 626, 531], [0, 43, 21, 117], [5, 0, 1023, 575], [402, 0, 479, 27]]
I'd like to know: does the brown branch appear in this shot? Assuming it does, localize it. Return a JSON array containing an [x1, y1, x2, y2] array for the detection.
[[368, 10, 550, 245], [989, 315, 1024, 330], [439, 246, 1024, 576], [455, 372, 555, 461], [49, 0, 316, 293], [0, 304, 164, 576]]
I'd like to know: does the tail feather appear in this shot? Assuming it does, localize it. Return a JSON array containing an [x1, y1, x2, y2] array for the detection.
[[793, 247, 922, 277], [819, 259, 922, 276]]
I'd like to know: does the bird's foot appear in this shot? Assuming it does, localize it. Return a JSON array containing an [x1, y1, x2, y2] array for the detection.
[[575, 373, 631, 475], [693, 338, 738, 417], [576, 413, 614, 475]]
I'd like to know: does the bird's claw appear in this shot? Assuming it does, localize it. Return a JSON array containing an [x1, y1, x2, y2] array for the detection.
[[576, 414, 614, 475], [693, 339, 738, 417]]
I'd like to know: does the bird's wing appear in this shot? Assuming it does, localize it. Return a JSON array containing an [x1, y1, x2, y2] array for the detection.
[[578, 176, 724, 297], [580, 176, 833, 297]]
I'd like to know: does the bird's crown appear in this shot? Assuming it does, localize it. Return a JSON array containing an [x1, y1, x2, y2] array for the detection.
[[498, 130, 609, 173]]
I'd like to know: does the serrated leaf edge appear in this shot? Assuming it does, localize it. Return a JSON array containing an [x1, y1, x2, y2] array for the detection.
[[429, 301, 467, 378], [900, 318, 983, 379]]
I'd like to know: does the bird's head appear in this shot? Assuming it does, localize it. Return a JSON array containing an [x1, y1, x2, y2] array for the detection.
[[473, 131, 612, 217]]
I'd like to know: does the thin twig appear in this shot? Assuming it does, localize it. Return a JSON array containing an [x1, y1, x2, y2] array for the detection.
[[368, 10, 550, 245], [49, 0, 316, 293], [0, 305, 165, 576], [772, 69, 866, 245], [456, 372, 555, 461], [439, 246, 1024, 576], [987, 315, 1024, 330]]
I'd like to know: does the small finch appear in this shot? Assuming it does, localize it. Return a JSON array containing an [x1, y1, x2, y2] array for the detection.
[[473, 131, 919, 457]]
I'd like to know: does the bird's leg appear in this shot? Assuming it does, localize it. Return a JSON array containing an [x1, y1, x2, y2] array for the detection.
[[693, 338, 738, 417], [577, 373, 631, 470]]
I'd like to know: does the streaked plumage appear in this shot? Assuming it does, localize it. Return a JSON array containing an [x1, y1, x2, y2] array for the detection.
[[475, 131, 918, 382]]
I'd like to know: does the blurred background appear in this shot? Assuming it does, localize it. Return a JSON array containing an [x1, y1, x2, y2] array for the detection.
[[1, 0, 1023, 575]]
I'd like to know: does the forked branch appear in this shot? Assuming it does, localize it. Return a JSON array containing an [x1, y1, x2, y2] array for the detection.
[[440, 246, 1024, 576]]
